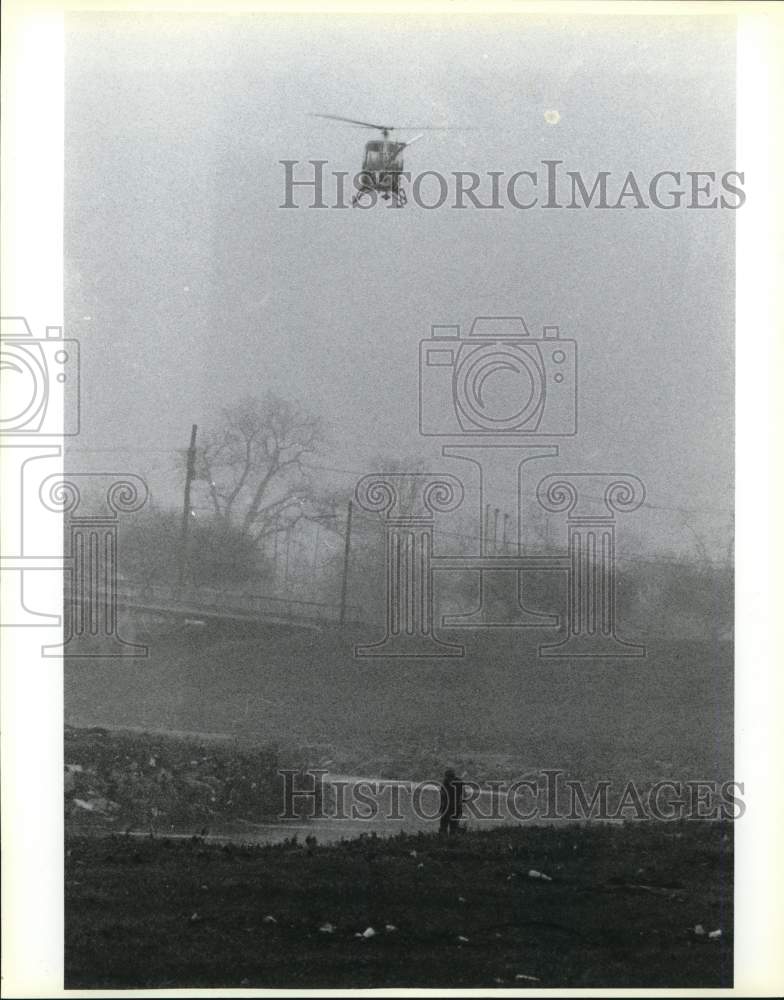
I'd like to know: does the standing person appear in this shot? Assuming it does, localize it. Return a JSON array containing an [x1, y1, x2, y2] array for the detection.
[[438, 768, 463, 835]]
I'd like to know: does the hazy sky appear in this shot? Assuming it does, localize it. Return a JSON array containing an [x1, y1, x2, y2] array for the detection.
[[64, 12, 736, 555]]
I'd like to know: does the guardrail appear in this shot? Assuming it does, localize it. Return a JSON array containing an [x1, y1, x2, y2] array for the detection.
[[114, 581, 361, 625]]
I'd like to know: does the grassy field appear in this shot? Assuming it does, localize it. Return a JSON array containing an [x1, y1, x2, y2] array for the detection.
[[65, 631, 733, 784], [66, 821, 733, 989]]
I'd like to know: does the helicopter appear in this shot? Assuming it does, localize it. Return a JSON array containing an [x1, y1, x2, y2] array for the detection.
[[311, 113, 456, 207]]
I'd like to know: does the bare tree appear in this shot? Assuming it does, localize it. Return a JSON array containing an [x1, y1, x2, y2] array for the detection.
[[308, 487, 353, 537], [308, 457, 429, 540], [192, 394, 323, 541]]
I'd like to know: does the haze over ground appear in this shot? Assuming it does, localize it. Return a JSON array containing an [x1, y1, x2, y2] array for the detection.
[[65, 13, 735, 559]]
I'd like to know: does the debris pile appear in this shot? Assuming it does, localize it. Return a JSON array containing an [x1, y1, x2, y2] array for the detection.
[[64, 725, 318, 829]]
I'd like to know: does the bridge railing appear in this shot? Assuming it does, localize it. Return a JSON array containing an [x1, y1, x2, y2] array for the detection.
[[115, 581, 362, 625]]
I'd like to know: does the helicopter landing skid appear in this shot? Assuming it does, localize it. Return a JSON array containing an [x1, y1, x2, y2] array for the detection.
[[351, 188, 407, 208], [352, 190, 373, 207]]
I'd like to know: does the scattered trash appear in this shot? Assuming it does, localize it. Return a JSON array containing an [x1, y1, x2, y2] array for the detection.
[[385, 924, 397, 932], [709, 929, 723, 940], [494, 978, 505, 984], [409, 850, 418, 858], [626, 882, 682, 898], [417, 862, 425, 870], [694, 924, 706, 936], [200, 884, 208, 890], [528, 869, 552, 881], [319, 922, 335, 934], [515, 973, 541, 982], [506, 874, 516, 881], [262, 915, 277, 924], [457, 935, 470, 943], [362, 927, 377, 939], [73, 797, 119, 815], [188, 912, 201, 924], [458, 896, 467, 903], [240, 978, 251, 986]]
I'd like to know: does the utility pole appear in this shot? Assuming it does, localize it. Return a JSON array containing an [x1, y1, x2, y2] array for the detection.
[[493, 507, 500, 555], [178, 423, 198, 590], [339, 500, 353, 626], [273, 514, 280, 583], [284, 526, 292, 589], [503, 512, 510, 553], [312, 522, 321, 573]]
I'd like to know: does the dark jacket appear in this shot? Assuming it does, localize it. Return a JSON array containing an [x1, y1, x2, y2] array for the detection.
[[439, 774, 463, 821]]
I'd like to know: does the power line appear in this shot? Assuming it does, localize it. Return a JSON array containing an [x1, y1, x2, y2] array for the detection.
[[342, 507, 731, 569], [65, 447, 733, 517], [300, 461, 733, 518]]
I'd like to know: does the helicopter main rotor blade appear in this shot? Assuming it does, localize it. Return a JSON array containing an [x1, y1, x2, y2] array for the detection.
[[311, 114, 479, 132], [399, 133, 424, 148], [311, 113, 391, 131], [389, 125, 479, 131]]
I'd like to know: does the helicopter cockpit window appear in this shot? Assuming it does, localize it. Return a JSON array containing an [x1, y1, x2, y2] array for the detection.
[[364, 142, 384, 168]]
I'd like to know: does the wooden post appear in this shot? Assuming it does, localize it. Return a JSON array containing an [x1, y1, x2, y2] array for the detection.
[[339, 500, 353, 625], [178, 424, 198, 590]]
